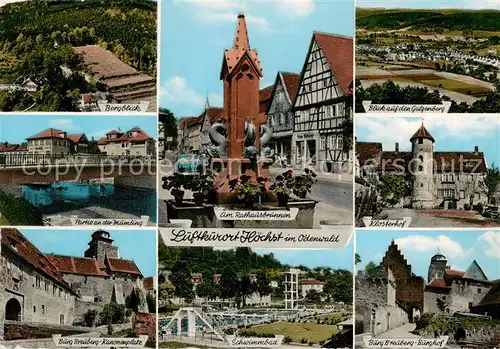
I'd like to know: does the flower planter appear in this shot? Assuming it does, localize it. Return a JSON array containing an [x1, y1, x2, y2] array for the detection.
[[165, 200, 215, 228]]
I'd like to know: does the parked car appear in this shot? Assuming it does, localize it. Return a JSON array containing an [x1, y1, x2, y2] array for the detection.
[[174, 154, 201, 175]]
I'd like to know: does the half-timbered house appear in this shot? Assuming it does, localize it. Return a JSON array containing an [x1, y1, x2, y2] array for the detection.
[[266, 72, 300, 165], [291, 32, 353, 172]]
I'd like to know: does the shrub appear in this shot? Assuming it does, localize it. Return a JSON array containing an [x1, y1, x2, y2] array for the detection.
[[99, 302, 126, 325], [83, 309, 98, 327], [355, 319, 364, 334], [415, 313, 434, 330], [0, 189, 44, 225], [283, 336, 293, 344], [301, 337, 308, 344]]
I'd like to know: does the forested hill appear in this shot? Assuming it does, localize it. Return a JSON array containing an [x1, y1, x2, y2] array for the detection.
[[0, 0, 157, 75], [357, 9, 500, 32], [159, 245, 288, 278], [159, 244, 352, 280]]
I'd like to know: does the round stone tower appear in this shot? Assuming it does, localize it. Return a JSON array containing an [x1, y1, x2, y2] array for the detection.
[[410, 123, 435, 209], [427, 252, 449, 282]]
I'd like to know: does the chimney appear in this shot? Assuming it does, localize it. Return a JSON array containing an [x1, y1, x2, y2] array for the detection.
[[474, 146, 479, 155], [395, 142, 399, 153]]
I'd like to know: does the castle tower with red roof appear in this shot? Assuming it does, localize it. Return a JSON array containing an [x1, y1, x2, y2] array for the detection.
[[410, 122, 435, 209], [221, 13, 263, 158]]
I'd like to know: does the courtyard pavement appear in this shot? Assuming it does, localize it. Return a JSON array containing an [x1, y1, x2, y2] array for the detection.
[[376, 208, 499, 228]]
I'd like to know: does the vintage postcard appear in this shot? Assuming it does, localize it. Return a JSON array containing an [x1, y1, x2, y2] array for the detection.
[[0, 228, 157, 348], [0, 0, 157, 112], [158, 1, 354, 236], [0, 114, 157, 227], [355, 229, 500, 348], [356, 115, 500, 228], [158, 233, 354, 348], [356, 1, 500, 113]]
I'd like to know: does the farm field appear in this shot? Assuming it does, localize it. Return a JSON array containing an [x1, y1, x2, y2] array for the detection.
[[357, 65, 494, 98]]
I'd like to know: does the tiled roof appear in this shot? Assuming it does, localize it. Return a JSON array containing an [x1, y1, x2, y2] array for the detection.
[[281, 72, 301, 103], [356, 142, 383, 165], [358, 147, 487, 173], [106, 257, 142, 276], [299, 279, 324, 285], [67, 133, 85, 143], [143, 277, 154, 291], [259, 85, 274, 115], [179, 116, 203, 129], [446, 269, 465, 279], [313, 32, 353, 95], [0, 143, 27, 152], [1, 229, 75, 294], [27, 128, 67, 140], [427, 278, 448, 288], [410, 125, 435, 142], [97, 127, 152, 145], [46, 255, 108, 277]]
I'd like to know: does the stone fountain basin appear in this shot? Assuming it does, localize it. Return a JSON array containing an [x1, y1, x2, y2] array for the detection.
[[165, 198, 317, 228]]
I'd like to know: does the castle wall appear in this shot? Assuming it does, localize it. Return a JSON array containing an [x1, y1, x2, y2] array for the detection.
[[423, 289, 449, 314], [355, 271, 409, 335], [61, 273, 141, 319], [448, 280, 492, 314], [1, 248, 74, 327]]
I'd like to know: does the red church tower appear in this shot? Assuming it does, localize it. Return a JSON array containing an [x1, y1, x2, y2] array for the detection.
[[220, 13, 263, 159]]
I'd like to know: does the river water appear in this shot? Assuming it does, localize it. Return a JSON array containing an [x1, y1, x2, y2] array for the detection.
[[21, 183, 157, 223]]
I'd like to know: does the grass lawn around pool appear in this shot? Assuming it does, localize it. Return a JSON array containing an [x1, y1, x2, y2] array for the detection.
[[159, 342, 211, 348], [241, 321, 338, 344]]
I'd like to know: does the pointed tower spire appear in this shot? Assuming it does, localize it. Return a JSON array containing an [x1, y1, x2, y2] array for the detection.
[[205, 93, 210, 110], [234, 12, 250, 50]]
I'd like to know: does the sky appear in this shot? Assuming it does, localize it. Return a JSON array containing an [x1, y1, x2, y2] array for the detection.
[[159, 0, 354, 117], [356, 230, 500, 281], [0, 114, 158, 144], [20, 229, 157, 277], [254, 239, 354, 271], [356, 0, 500, 10], [356, 116, 500, 167]]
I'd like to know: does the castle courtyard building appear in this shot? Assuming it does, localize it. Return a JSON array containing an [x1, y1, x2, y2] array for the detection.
[[357, 124, 488, 209], [1, 229, 77, 340], [424, 254, 493, 316], [1, 229, 151, 339]]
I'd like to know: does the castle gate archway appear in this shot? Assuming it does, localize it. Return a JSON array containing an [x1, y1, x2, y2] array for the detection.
[[5, 298, 21, 321]]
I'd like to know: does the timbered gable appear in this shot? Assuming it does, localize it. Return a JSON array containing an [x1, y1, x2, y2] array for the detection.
[[294, 39, 344, 109]]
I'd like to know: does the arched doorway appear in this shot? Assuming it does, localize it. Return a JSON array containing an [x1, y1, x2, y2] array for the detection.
[[5, 298, 21, 321]]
